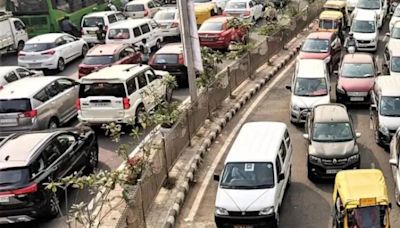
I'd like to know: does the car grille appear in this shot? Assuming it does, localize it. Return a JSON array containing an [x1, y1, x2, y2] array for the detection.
[[357, 40, 371, 44], [321, 158, 348, 166], [228, 211, 260, 216]]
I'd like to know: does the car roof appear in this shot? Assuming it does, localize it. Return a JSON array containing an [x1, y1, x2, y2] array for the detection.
[[0, 66, 20, 75], [27, 33, 65, 43], [109, 18, 153, 28], [155, 43, 183, 54], [204, 16, 232, 23], [0, 76, 64, 99], [87, 44, 127, 56], [0, 132, 54, 169], [297, 59, 326, 78], [306, 31, 333, 39], [375, 76, 400, 96], [313, 103, 349, 123], [224, 122, 287, 163], [81, 64, 149, 81], [83, 11, 120, 18], [342, 53, 374, 64], [354, 10, 376, 20], [319, 10, 343, 19]]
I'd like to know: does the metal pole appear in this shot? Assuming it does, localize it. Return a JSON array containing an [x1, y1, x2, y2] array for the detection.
[[138, 179, 147, 228], [178, 0, 198, 102]]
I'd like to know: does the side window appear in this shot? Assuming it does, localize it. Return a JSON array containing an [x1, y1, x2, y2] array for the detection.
[[34, 89, 50, 103], [119, 50, 128, 59], [4, 71, 19, 83], [56, 78, 75, 91], [126, 77, 137, 94], [42, 141, 62, 166], [140, 24, 151, 34], [45, 81, 62, 98], [144, 69, 157, 83], [275, 157, 282, 175], [55, 38, 67, 46], [133, 27, 142, 37], [16, 68, 32, 78], [30, 155, 45, 178], [107, 14, 117, 24], [280, 141, 287, 162], [136, 73, 148, 89], [56, 134, 76, 154], [13, 20, 25, 30]]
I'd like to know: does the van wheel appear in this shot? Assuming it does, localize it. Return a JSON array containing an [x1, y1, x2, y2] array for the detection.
[[135, 105, 146, 127], [48, 118, 59, 129], [81, 44, 89, 57], [17, 41, 25, 52], [57, 58, 65, 72]]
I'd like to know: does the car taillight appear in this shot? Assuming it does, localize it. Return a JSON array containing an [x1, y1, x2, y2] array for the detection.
[[0, 183, 38, 196], [123, 97, 130, 109], [222, 11, 227, 16], [75, 99, 81, 110], [171, 22, 178, 28], [144, 9, 149, 16], [178, 53, 184, 64], [18, 52, 25, 57], [41, 50, 55, 55], [23, 110, 37, 118], [244, 10, 251, 16]]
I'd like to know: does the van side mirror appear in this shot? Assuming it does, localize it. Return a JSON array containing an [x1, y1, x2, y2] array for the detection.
[[303, 134, 309, 139], [355, 132, 361, 138], [213, 174, 220, 182], [285, 85, 291, 91], [278, 173, 285, 182], [389, 158, 398, 167]]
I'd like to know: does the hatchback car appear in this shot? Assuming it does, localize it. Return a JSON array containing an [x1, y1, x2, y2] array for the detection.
[[18, 33, 88, 73], [0, 77, 79, 138], [153, 7, 180, 38], [198, 16, 248, 50], [222, 0, 263, 22], [124, 0, 161, 19], [0, 66, 43, 90], [0, 127, 98, 223], [390, 5, 400, 32], [78, 44, 141, 78], [298, 31, 342, 74], [336, 53, 378, 104]]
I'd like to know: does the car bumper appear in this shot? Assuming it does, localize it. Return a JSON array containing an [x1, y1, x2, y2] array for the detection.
[[18, 58, 58, 70], [308, 160, 360, 179], [215, 213, 276, 227], [290, 109, 310, 123], [356, 42, 377, 52], [159, 28, 180, 37], [336, 91, 371, 104], [0, 198, 49, 223], [82, 34, 101, 44], [200, 40, 229, 49]]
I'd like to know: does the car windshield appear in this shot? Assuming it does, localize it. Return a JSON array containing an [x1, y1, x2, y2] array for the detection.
[[125, 4, 145, 12], [82, 17, 105, 27], [154, 11, 176, 20], [0, 99, 32, 113], [348, 206, 385, 228], [79, 83, 127, 98], [312, 122, 353, 142], [319, 20, 338, 29], [392, 27, 400, 38], [380, 96, 400, 116], [226, 2, 247, 9], [294, 78, 328, 96], [153, 54, 179, 64], [220, 162, 275, 189], [0, 168, 29, 186], [22, 43, 55, 52], [108, 29, 130, 39], [301, 39, 329, 53], [352, 20, 375, 33], [341, 63, 375, 77], [391, 57, 400, 72], [199, 22, 224, 31], [357, 0, 380, 9], [83, 55, 115, 65]]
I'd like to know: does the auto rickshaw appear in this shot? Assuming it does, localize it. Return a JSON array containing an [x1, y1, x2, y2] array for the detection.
[[323, 0, 350, 27], [332, 169, 391, 228], [318, 10, 345, 42]]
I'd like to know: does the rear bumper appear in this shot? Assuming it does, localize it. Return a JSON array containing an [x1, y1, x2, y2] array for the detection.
[[18, 57, 58, 70], [0, 198, 49, 224], [336, 91, 371, 104], [78, 115, 134, 126], [200, 40, 229, 49], [215, 213, 276, 227], [82, 34, 101, 44]]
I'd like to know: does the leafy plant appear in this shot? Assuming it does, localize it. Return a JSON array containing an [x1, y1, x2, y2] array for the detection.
[[226, 18, 252, 31], [152, 101, 181, 128], [196, 47, 225, 88], [227, 43, 255, 60], [161, 73, 178, 102], [258, 23, 279, 36]]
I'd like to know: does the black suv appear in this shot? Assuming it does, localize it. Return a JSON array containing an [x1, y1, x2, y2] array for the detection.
[[0, 127, 98, 223]]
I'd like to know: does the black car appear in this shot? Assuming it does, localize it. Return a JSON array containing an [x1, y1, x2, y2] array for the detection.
[[0, 127, 98, 223]]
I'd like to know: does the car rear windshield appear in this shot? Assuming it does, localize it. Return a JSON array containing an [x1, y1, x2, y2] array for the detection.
[[153, 54, 179, 64], [22, 43, 55, 52], [125, 4, 145, 12], [301, 39, 329, 53], [0, 99, 32, 113], [0, 168, 29, 186], [82, 17, 105, 27], [199, 22, 224, 31], [79, 83, 127, 98], [154, 11, 176, 20], [83, 55, 115, 65], [108, 28, 130, 39], [341, 63, 374, 77]]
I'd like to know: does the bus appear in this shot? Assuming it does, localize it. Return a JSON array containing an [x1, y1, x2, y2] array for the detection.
[[6, 0, 122, 37]]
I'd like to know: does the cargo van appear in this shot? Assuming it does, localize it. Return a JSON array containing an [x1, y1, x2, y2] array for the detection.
[[0, 12, 28, 54]]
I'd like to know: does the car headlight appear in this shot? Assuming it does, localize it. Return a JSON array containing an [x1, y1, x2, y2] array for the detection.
[[323, 56, 331, 63], [309, 155, 322, 164], [379, 125, 389, 136], [291, 104, 300, 111], [215, 207, 228, 216], [259, 206, 274, 215], [348, 154, 360, 163]]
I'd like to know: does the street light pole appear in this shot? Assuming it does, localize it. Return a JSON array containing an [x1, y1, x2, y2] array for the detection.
[[178, 0, 198, 102]]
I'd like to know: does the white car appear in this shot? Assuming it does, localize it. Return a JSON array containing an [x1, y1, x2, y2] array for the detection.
[[352, 0, 387, 28], [153, 7, 180, 37], [389, 128, 400, 205], [222, 0, 263, 23], [390, 5, 400, 33], [18, 33, 88, 73], [0, 66, 43, 89], [124, 0, 161, 19], [351, 10, 378, 52], [384, 22, 400, 76]]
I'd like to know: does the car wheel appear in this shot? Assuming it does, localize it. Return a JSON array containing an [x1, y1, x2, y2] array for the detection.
[[156, 40, 162, 50], [135, 104, 146, 127], [48, 118, 59, 129], [44, 194, 60, 219], [272, 209, 279, 228], [17, 41, 25, 52], [85, 145, 99, 174], [81, 44, 89, 57], [57, 58, 65, 72]]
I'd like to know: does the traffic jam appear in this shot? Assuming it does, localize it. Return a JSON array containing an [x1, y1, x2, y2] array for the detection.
[[0, 0, 399, 227]]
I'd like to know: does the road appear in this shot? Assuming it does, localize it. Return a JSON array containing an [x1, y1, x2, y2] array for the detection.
[[175, 18, 400, 228]]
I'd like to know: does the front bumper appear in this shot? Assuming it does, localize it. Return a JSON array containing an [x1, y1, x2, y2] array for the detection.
[[356, 41, 377, 52], [290, 108, 310, 123], [308, 158, 360, 179], [18, 57, 58, 70], [215, 213, 276, 227], [336, 90, 371, 104]]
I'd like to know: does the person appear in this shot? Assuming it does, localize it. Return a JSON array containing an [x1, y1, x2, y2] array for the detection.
[[95, 23, 106, 44], [140, 39, 151, 63], [344, 32, 356, 53], [107, 2, 118, 11], [60, 16, 77, 36]]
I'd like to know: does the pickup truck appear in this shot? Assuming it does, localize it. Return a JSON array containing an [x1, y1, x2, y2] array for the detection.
[[0, 11, 28, 54]]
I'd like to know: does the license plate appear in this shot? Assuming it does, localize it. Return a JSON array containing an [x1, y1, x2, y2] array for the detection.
[[0, 118, 17, 126], [201, 38, 214, 41], [0, 197, 10, 203], [326, 169, 340, 174], [88, 31, 96, 34], [350, 97, 364, 101], [94, 103, 109, 107], [234, 225, 253, 228], [29, 63, 41, 68]]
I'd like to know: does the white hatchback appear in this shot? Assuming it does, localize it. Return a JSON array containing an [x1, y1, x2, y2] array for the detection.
[[18, 33, 88, 73], [153, 7, 180, 37]]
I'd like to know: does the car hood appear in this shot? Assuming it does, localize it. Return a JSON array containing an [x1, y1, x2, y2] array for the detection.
[[298, 51, 330, 60], [388, 38, 400, 50], [353, 32, 376, 41], [338, 77, 374, 92], [379, 116, 400, 130], [291, 94, 330, 108], [310, 141, 357, 158], [354, 8, 381, 17], [215, 188, 275, 211]]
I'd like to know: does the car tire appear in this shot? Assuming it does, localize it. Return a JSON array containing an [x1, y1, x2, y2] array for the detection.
[[272, 209, 279, 228], [43, 194, 60, 219], [81, 44, 89, 57], [57, 58, 65, 72], [85, 145, 99, 174], [17, 41, 25, 52], [156, 40, 162, 50], [135, 104, 146, 127], [48, 118, 59, 129]]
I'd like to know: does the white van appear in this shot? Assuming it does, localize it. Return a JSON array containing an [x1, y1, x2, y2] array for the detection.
[[351, 10, 378, 52], [106, 18, 163, 50], [214, 122, 292, 227], [0, 12, 28, 53], [353, 0, 387, 28], [77, 64, 168, 126], [286, 59, 330, 123]]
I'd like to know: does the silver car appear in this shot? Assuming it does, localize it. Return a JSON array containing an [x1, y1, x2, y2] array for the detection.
[[0, 76, 79, 138]]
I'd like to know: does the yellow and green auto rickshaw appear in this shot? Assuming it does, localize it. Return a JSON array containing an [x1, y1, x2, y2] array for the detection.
[[318, 10, 345, 41], [323, 0, 350, 26]]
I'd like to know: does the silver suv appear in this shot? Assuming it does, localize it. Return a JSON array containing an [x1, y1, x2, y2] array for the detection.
[[303, 103, 361, 181], [0, 76, 79, 138]]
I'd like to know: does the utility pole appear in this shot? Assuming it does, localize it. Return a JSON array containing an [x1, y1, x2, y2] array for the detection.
[[178, 0, 198, 102]]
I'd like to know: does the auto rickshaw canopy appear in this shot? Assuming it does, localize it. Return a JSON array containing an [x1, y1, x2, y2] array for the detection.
[[324, 0, 347, 10], [319, 10, 344, 20], [333, 169, 389, 209]]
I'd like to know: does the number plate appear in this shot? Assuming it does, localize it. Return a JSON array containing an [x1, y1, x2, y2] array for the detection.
[[350, 97, 364, 101], [0, 197, 10, 203], [94, 103, 109, 107], [326, 169, 340, 174], [0, 118, 17, 126], [88, 31, 96, 34], [29, 63, 41, 68]]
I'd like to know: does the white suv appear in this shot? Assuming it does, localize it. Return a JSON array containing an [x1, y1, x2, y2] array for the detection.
[[77, 64, 168, 126]]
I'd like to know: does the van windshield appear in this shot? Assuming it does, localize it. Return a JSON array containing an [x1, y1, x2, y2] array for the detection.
[[79, 83, 126, 98], [220, 162, 274, 189], [82, 17, 105, 27], [312, 122, 354, 142], [294, 78, 328, 96], [380, 96, 400, 117]]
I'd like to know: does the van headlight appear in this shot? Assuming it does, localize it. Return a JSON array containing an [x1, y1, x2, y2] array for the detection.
[[379, 125, 389, 136], [215, 207, 228, 216], [259, 206, 274, 215], [309, 155, 322, 164], [291, 104, 300, 111], [348, 154, 360, 163]]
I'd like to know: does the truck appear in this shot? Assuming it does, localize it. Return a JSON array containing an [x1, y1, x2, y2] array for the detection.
[[0, 11, 28, 55]]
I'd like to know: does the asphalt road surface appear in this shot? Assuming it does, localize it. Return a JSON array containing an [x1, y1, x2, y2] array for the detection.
[[175, 17, 400, 228]]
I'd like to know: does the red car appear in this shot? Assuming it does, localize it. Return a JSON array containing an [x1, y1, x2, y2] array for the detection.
[[78, 43, 141, 78], [298, 31, 341, 73], [198, 16, 248, 50], [336, 53, 379, 104]]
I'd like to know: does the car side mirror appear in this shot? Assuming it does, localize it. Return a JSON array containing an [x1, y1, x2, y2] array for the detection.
[[386, 32, 390, 37], [355, 132, 361, 138], [213, 174, 220, 181], [285, 85, 291, 91], [333, 70, 338, 76], [389, 158, 398, 167], [278, 173, 285, 182], [303, 134, 309, 139], [370, 104, 377, 111]]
